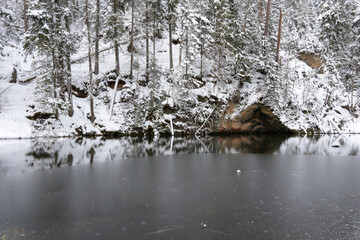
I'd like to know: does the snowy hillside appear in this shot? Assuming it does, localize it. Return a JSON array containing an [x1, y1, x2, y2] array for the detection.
[[1, 0, 359, 138], [1, 40, 359, 138]]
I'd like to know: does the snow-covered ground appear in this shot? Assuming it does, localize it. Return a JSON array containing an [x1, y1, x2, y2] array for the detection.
[[0, 35, 359, 138]]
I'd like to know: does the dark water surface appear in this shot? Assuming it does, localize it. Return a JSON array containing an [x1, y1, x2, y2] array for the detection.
[[1, 136, 360, 239]]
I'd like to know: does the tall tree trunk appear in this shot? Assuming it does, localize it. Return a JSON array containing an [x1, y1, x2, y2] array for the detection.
[[54, 0, 66, 102], [168, 1, 173, 70], [52, 49, 59, 119], [199, 0, 204, 79], [85, 0, 95, 123], [276, 8, 282, 64], [258, 0, 264, 24], [65, 0, 73, 117], [23, 0, 28, 32], [150, 16, 156, 109], [217, 46, 221, 92], [243, 0, 251, 32], [112, 0, 120, 76], [200, 43, 203, 79], [264, 0, 271, 36], [185, 26, 188, 80], [94, 0, 100, 75], [129, 0, 135, 79], [145, 1, 149, 82], [179, 20, 183, 64], [66, 53, 74, 117], [114, 40, 120, 76]]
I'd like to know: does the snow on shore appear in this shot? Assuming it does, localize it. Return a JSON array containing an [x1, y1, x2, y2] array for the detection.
[[1, 39, 360, 139]]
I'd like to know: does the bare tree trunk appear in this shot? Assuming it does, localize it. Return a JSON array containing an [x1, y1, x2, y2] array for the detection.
[[54, 0, 66, 102], [52, 49, 59, 119], [66, 53, 74, 117], [145, 1, 149, 82], [168, 1, 173, 70], [276, 8, 282, 64], [258, 0, 264, 24], [65, 0, 73, 117], [152, 18, 156, 75], [169, 20, 173, 70], [179, 20, 183, 65], [85, 0, 95, 123], [150, 16, 156, 110], [217, 47, 221, 92], [200, 44, 203, 79], [243, 0, 251, 32], [264, 0, 271, 36], [199, 0, 204, 79], [129, 0, 135, 79], [112, 0, 120, 76], [185, 27, 188, 80], [114, 40, 120, 76], [23, 0, 28, 32], [94, 0, 100, 75]]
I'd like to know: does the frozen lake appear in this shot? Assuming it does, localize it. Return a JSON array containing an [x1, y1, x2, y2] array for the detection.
[[1, 135, 360, 239]]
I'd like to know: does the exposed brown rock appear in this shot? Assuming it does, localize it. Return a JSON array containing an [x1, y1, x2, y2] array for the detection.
[[107, 80, 126, 90], [219, 102, 291, 134], [298, 53, 323, 69]]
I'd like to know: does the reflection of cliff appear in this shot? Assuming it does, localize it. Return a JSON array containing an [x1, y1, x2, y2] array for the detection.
[[219, 135, 288, 154]]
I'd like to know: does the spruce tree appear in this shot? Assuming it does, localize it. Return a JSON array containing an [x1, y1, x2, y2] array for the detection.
[[0, 6, 15, 54], [24, 0, 77, 118], [104, 0, 125, 76]]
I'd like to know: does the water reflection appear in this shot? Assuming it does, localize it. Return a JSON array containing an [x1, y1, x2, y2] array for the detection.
[[219, 135, 286, 154], [0, 134, 359, 176]]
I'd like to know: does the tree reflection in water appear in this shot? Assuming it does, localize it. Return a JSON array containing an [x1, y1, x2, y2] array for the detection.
[[0, 134, 359, 176]]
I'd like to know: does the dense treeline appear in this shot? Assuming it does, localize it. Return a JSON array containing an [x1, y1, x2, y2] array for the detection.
[[1, 0, 359, 124]]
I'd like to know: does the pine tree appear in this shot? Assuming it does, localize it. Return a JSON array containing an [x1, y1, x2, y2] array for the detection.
[[24, 0, 77, 118], [212, 0, 232, 88], [85, 0, 95, 122], [194, 0, 214, 79], [104, 0, 125, 76], [319, 0, 359, 108], [148, 0, 165, 109], [178, 0, 198, 80], [0, 6, 15, 54]]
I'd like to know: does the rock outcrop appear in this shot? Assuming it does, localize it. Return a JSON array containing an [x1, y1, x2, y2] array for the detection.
[[218, 102, 292, 134]]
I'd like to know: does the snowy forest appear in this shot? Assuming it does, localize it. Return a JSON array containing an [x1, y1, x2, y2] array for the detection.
[[0, 0, 360, 138]]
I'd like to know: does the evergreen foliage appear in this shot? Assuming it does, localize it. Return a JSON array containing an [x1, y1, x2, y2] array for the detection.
[[0, 7, 15, 54], [1, 0, 359, 124], [23, 0, 78, 117]]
